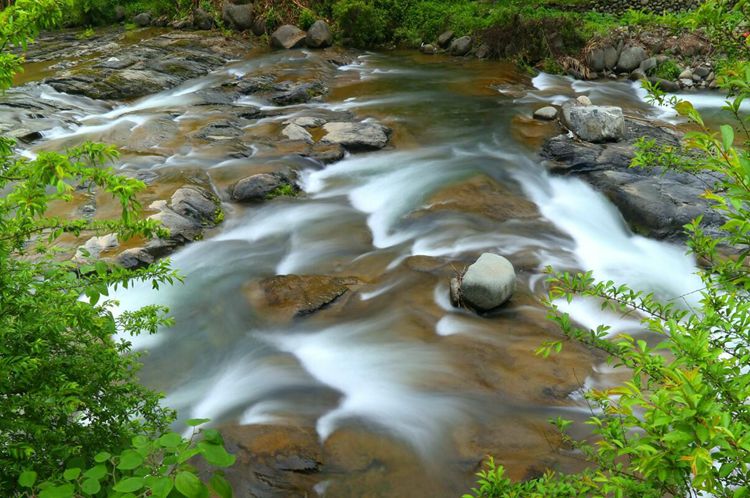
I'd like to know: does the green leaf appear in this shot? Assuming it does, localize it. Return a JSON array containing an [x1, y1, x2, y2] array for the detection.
[[93, 452, 111, 463], [175, 471, 206, 498], [39, 484, 75, 498], [198, 441, 236, 467], [159, 432, 183, 448], [117, 449, 144, 470], [18, 471, 37, 488], [185, 418, 211, 427], [721, 124, 735, 151], [63, 467, 81, 481], [113, 477, 145, 493], [210, 473, 233, 498], [83, 464, 107, 480], [147, 476, 174, 497], [81, 478, 101, 495]]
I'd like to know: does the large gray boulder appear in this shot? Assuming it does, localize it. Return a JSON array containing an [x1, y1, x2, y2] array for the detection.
[[616, 45, 647, 73], [458, 253, 516, 311], [193, 8, 214, 30], [449, 36, 472, 56], [170, 186, 219, 224], [321, 122, 390, 151], [437, 30, 454, 48], [271, 25, 307, 49], [306, 20, 333, 48], [562, 105, 625, 143], [222, 2, 254, 31]]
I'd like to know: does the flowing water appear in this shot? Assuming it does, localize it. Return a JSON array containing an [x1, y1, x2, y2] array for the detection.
[[9, 41, 721, 496]]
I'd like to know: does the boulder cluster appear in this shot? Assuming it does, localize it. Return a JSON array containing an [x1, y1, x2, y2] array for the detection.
[[420, 30, 490, 59]]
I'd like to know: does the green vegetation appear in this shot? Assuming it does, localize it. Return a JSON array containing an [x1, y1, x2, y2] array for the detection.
[[649, 59, 681, 80], [465, 65, 750, 498], [266, 183, 298, 200], [1, 1, 235, 496]]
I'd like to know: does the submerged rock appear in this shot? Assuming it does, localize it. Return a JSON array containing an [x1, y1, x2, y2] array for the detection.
[[271, 25, 307, 49], [562, 105, 624, 143], [321, 122, 390, 151], [456, 253, 517, 311], [244, 274, 361, 319]]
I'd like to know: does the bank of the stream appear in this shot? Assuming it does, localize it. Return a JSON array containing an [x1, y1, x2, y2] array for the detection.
[[3, 22, 736, 495]]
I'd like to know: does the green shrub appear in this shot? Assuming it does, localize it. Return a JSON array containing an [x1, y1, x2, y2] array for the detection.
[[332, 0, 389, 47], [299, 7, 317, 30], [650, 59, 681, 80]]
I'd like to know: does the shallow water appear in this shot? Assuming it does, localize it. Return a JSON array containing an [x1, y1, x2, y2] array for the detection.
[[7, 39, 717, 496]]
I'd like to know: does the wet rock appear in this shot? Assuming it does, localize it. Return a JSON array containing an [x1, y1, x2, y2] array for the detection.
[[271, 81, 327, 106], [576, 95, 592, 106], [562, 105, 624, 143], [639, 56, 658, 73], [475, 44, 490, 59], [149, 203, 204, 242], [306, 20, 333, 48], [222, 1, 254, 31], [271, 25, 307, 49], [291, 116, 326, 128], [678, 68, 693, 80], [244, 274, 361, 318], [586, 47, 605, 72], [615, 45, 646, 73], [321, 122, 390, 151], [193, 8, 214, 30], [437, 30, 454, 48], [236, 74, 276, 94], [449, 36, 472, 56], [117, 247, 155, 270], [133, 12, 152, 27], [694, 65, 711, 78], [282, 123, 313, 143], [603, 45, 619, 70], [648, 76, 679, 92], [533, 106, 558, 121], [458, 253, 517, 311], [541, 119, 725, 242], [420, 43, 437, 55], [170, 185, 220, 225], [74, 233, 119, 262], [231, 172, 296, 202], [304, 142, 346, 164]]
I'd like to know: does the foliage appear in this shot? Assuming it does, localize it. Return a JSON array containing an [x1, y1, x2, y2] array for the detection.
[[467, 63, 750, 497], [298, 7, 316, 31], [15, 420, 235, 498], [0, 2, 234, 497], [649, 59, 681, 81], [331, 0, 389, 48], [266, 183, 297, 199]]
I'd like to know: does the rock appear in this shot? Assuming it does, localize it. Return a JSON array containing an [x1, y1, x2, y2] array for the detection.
[[170, 186, 220, 225], [420, 43, 437, 55], [449, 36, 472, 56], [222, 2, 254, 31], [533, 106, 558, 121], [639, 56, 658, 73], [680, 78, 694, 88], [603, 45, 619, 70], [321, 122, 390, 151], [541, 119, 726, 242], [305, 143, 345, 164], [630, 68, 647, 81], [692, 73, 702, 82], [475, 43, 490, 59], [282, 123, 313, 143], [292, 116, 326, 128], [193, 8, 214, 30], [615, 45, 646, 73], [305, 20, 333, 48], [271, 81, 326, 105], [678, 68, 693, 80], [149, 206, 203, 242], [133, 12, 152, 27], [74, 233, 119, 262], [117, 247, 154, 270], [171, 18, 193, 30], [459, 253, 516, 311], [244, 275, 361, 319], [562, 105, 625, 143], [576, 95, 592, 106], [151, 16, 169, 27], [437, 30, 454, 48], [586, 48, 605, 72], [675, 33, 710, 56], [648, 77, 679, 92], [231, 173, 295, 202], [694, 65, 711, 78], [271, 25, 307, 49], [449, 277, 461, 307]]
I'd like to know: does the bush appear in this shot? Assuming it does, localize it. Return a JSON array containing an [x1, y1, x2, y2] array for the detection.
[[650, 59, 681, 80], [332, 0, 389, 47]]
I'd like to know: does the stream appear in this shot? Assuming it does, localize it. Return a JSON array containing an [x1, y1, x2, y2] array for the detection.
[[5, 32, 716, 496]]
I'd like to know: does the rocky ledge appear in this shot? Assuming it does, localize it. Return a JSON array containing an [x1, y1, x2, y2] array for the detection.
[[541, 107, 724, 242]]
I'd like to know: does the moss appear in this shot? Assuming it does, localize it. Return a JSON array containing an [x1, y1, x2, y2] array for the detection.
[[265, 183, 298, 200]]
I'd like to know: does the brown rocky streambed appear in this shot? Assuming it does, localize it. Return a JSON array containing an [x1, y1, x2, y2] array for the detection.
[[4, 26, 722, 497]]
